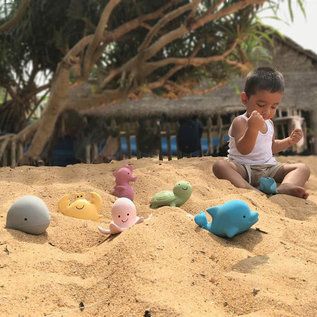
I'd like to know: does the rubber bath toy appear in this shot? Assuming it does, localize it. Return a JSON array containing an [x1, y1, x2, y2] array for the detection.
[[58, 192, 103, 221], [259, 177, 277, 195], [112, 165, 137, 201], [150, 180, 192, 209], [194, 200, 258, 238], [6, 195, 50, 235], [98, 197, 150, 235]]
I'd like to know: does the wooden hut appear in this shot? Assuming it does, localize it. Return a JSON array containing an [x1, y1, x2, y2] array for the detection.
[[82, 33, 317, 162], [85, 73, 316, 162]]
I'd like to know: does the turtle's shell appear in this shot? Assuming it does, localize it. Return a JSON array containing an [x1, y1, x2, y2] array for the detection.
[[150, 190, 175, 208]]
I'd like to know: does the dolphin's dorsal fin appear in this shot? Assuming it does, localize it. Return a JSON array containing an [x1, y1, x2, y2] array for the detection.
[[206, 206, 219, 217]]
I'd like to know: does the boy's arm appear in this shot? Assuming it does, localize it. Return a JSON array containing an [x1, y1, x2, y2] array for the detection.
[[272, 128, 303, 154], [232, 111, 263, 155]]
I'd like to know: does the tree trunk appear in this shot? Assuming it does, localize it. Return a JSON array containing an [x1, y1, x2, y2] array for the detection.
[[21, 64, 71, 162]]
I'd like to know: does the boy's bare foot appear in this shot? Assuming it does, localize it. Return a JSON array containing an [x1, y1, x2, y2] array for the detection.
[[277, 183, 309, 199]]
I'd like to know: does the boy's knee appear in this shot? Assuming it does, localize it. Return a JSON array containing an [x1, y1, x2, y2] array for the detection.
[[212, 160, 228, 177], [298, 163, 310, 178]]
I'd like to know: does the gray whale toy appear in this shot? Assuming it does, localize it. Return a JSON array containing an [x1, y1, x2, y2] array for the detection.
[[6, 195, 50, 235]]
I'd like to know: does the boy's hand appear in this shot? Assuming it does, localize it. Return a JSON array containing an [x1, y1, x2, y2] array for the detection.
[[288, 128, 303, 146], [247, 110, 265, 131]]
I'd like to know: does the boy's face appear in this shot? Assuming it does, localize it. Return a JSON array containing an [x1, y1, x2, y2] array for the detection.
[[241, 90, 283, 120]]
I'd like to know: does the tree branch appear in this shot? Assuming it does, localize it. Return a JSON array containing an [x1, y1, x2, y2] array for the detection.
[[148, 65, 184, 90], [83, 0, 121, 77], [224, 58, 251, 73], [26, 89, 50, 122], [25, 62, 39, 84], [63, 35, 95, 62], [61, 1, 179, 82], [91, 0, 185, 79], [0, 135, 12, 161], [23, 61, 71, 159], [146, 42, 204, 89], [0, 114, 41, 162], [26, 83, 51, 98], [18, 118, 41, 143], [200, 0, 225, 20], [100, 0, 251, 91], [4, 84, 24, 104], [146, 36, 242, 70], [138, 0, 199, 52], [0, 0, 30, 33], [64, 87, 130, 112], [191, 0, 266, 30], [163, 79, 228, 96], [141, 0, 267, 62]]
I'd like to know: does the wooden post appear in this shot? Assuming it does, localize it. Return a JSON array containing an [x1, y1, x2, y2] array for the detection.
[[117, 131, 125, 160], [206, 117, 212, 155], [85, 144, 91, 163], [126, 134, 131, 159], [92, 143, 98, 162], [136, 120, 142, 159], [216, 114, 223, 154], [158, 120, 163, 161], [166, 124, 172, 161], [0, 137, 9, 166], [10, 139, 16, 168], [176, 121, 182, 159], [17, 143, 24, 162], [2, 148, 8, 167]]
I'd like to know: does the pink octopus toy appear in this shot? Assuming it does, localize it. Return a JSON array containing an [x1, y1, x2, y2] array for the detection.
[[98, 197, 150, 235], [111, 165, 137, 201]]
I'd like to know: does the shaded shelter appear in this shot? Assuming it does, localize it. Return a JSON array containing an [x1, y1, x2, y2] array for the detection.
[[85, 70, 317, 161]]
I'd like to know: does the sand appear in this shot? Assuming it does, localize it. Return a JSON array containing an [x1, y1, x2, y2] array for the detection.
[[0, 155, 316, 316]]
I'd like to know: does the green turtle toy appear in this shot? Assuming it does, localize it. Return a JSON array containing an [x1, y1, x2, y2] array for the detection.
[[150, 180, 192, 209]]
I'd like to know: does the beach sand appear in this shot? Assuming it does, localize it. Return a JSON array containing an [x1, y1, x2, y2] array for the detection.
[[0, 156, 316, 316]]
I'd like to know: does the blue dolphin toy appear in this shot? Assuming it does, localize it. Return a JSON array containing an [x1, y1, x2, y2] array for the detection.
[[194, 200, 258, 238], [259, 177, 277, 195]]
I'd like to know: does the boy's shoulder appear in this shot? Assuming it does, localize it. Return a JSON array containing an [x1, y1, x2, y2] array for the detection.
[[230, 115, 248, 136], [232, 115, 248, 126]]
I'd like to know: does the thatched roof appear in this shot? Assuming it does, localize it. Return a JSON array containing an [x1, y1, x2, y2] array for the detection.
[[282, 71, 317, 110], [86, 71, 317, 120], [274, 34, 317, 64], [86, 83, 243, 120]]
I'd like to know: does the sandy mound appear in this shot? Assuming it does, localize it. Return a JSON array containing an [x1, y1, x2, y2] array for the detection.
[[0, 156, 316, 316]]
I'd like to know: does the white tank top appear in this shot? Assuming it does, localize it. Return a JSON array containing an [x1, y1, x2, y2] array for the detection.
[[228, 114, 276, 165]]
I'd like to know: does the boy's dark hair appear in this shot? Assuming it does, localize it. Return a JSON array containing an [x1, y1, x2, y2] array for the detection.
[[244, 67, 284, 97]]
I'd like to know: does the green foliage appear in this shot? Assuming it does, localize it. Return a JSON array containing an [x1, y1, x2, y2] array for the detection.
[[0, 0, 304, 87], [0, 0, 307, 131]]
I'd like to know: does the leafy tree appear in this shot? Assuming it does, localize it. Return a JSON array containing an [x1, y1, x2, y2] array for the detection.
[[0, 0, 305, 166]]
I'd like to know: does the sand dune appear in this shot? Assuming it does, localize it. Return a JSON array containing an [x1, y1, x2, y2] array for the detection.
[[0, 156, 316, 316]]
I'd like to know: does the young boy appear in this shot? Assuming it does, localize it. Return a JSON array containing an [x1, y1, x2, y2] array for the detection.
[[212, 67, 310, 199]]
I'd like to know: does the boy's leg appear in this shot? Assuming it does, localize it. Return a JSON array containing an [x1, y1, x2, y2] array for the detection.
[[212, 160, 255, 190], [273, 163, 310, 199]]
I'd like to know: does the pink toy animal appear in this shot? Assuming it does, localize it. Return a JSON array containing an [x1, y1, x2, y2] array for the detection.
[[98, 197, 149, 235], [111, 165, 137, 201]]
